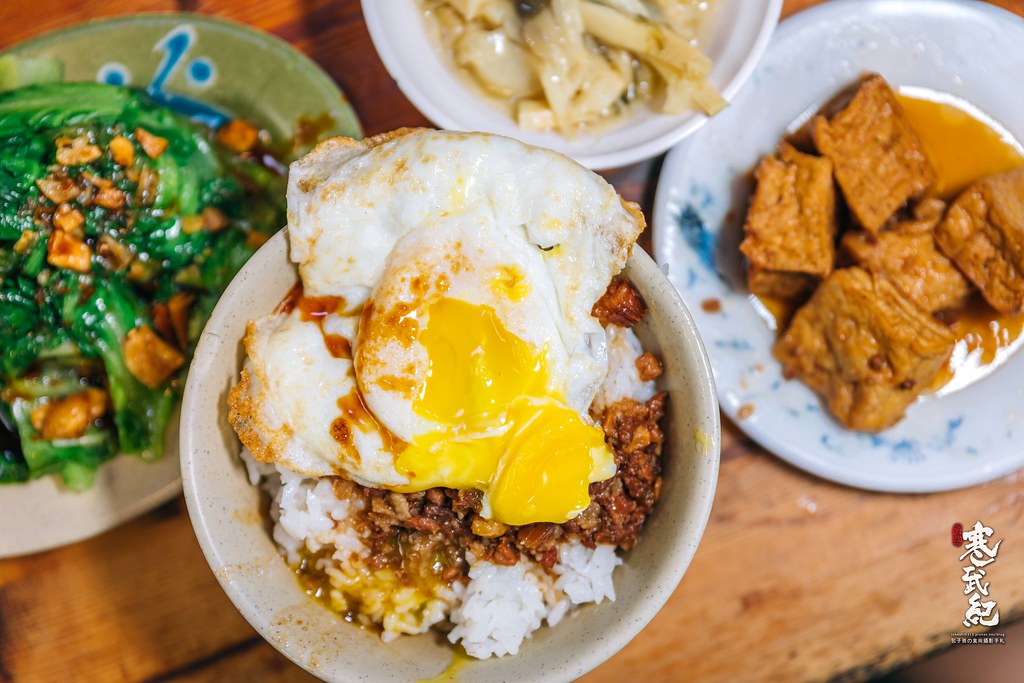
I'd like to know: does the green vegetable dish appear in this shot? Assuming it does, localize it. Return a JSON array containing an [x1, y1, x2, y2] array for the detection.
[[0, 82, 286, 490]]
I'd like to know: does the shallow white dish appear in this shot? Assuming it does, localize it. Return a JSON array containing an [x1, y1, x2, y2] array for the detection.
[[0, 423, 180, 557], [652, 0, 1024, 493], [362, 0, 781, 170], [0, 14, 359, 558]]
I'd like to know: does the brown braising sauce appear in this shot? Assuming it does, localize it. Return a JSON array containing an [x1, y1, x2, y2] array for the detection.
[[297, 293, 347, 326], [296, 547, 333, 603], [277, 282, 303, 314], [700, 297, 722, 313], [323, 334, 352, 360], [897, 90, 1024, 200], [294, 547, 385, 635], [335, 391, 407, 454], [278, 285, 410, 457], [750, 294, 794, 332], [931, 297, 1024, 394], [280, 284, 354, 359], [900, 90, 1024, 393]]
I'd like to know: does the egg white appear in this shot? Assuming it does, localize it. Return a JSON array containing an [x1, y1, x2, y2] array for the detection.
[[355, 222, 581, 442], [232, 307, 406, 486], [236, 129, 644, 487]]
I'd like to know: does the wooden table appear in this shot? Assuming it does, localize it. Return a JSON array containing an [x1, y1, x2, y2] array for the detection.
[[2, 1, 1024, 681]]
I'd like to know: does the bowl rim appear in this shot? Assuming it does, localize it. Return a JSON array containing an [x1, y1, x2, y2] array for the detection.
[[361, 0, 783, 170], [181, 228, 720, 681]]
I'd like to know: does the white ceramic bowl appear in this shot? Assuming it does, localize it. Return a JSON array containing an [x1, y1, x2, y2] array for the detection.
[[362, 0, 781, 170], [180, 228, 720, 682]]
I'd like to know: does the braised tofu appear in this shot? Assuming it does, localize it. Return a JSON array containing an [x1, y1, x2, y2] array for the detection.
[[842, 200, 973, 312], [773, 267, 954, 432], [935, 167, 1024, 313], [813, 74, 935, 232], [740, 142, 836, 300]]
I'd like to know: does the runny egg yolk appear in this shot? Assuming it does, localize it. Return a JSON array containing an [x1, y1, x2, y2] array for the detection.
[[392, 297, 615, 526]]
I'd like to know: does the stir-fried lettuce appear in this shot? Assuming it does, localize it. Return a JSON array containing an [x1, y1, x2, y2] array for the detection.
[[0, 82, 285, 490]]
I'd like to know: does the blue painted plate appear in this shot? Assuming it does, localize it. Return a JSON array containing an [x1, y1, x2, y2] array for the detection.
[[652, 0, 1024, 492]]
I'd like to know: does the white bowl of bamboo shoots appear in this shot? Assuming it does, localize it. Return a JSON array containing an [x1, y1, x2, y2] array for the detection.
[[363, 0, 781, 170]]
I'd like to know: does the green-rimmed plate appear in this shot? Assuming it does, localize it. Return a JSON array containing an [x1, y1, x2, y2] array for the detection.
[[0, 13, 361, 558]]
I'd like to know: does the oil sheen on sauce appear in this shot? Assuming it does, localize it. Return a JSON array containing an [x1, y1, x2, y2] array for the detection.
[[897, 88, 1024, 200], [753, 88, 1024, 395], [899, 88, 1024, 394]]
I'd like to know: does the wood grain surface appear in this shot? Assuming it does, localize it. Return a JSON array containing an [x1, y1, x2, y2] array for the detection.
[[2, 1, 1024, 682]]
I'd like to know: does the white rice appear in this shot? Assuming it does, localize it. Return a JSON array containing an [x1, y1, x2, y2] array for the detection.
[[239, 321, 649, 658], [447, 557, 553, 658], [593, 325, 656, 412], [448, 543, 622, 658], [554, 542, 622, 605], [243, 447, 626, 659]]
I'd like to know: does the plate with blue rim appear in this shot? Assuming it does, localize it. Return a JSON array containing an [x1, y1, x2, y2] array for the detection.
[[652, 0, 1024, 492], [0, 13, 361, 557]]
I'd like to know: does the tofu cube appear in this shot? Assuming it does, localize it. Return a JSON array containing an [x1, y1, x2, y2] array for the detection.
[[935, 167, 1024, 313], [774, 267, 954, 432], [813, 74, 935, 232], [741, 141, 836, 301], [842, 199, 974, 312]]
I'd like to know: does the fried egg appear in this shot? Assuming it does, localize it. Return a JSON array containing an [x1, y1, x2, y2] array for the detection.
[[230, 129, 645, 525]]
